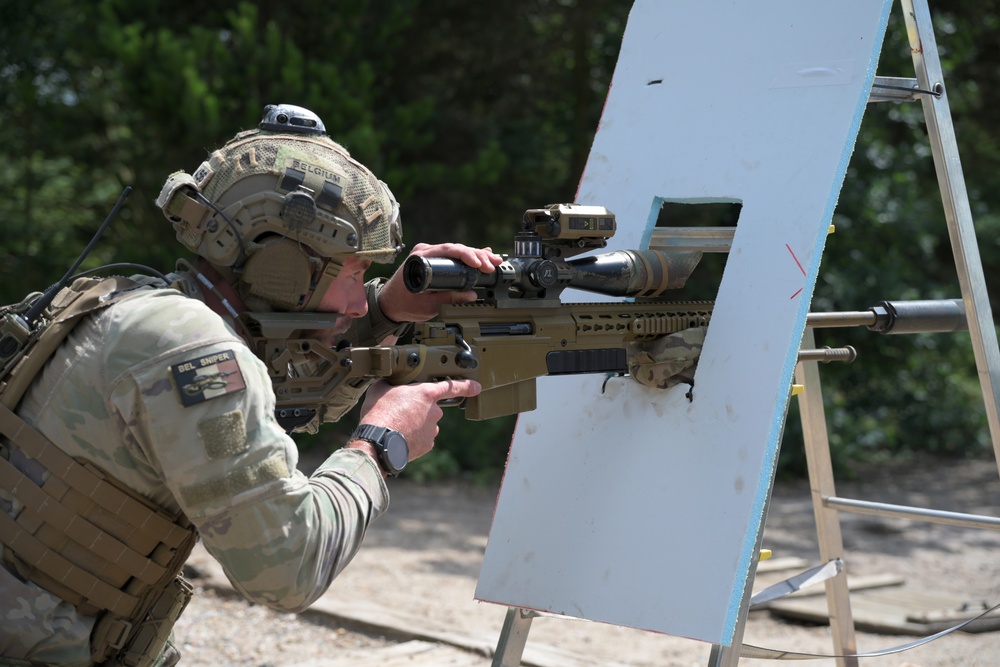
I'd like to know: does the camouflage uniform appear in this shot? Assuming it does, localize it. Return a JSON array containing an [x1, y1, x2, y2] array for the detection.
[[627, 326, 707, 390], [0, 281, 388, 665]]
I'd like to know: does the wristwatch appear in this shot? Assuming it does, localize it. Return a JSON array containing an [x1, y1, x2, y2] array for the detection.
[[350, 424, 409, 476]]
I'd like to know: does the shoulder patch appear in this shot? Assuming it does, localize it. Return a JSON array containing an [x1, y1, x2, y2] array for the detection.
[[170, 349, 247, 407]]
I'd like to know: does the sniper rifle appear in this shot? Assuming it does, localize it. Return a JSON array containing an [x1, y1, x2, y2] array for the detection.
[[253, 205, 712, 429]]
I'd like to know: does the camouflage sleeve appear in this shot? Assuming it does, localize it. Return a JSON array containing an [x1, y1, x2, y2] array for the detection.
[[105, 291, 389, 612], [626, 326, 707, 390]]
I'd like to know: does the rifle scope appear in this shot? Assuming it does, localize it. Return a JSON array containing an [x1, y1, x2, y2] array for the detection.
[[403, 249, 679, 299]]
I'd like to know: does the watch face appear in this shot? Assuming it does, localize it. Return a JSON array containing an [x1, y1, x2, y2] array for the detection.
[[383, 431, 409, 473]]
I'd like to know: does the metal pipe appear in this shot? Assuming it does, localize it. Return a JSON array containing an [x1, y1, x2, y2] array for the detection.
[[823, 496, 1000, 531], [491, 607, 534, 667], [806, 311, 877, 329], [806, 299, 967, 334], [798, 347, 857, 363]]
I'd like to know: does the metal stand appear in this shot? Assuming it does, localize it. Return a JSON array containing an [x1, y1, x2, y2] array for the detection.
[[492, 608, 534, 667], [491, 0, 1000, 663], [791, 2, 1000, 666]]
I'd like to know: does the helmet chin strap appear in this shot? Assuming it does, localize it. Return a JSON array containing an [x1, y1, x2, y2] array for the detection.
[[301, 256, 344, 311]]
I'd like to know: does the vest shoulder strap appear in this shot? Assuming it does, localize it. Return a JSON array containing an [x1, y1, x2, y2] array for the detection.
[[0, 276, 146, 409]]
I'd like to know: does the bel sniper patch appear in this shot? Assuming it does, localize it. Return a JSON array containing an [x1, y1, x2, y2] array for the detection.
[[170, 349, 247, 407]]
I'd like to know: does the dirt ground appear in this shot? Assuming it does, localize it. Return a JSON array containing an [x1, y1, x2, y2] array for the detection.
[[175, 454, 1000, 667]]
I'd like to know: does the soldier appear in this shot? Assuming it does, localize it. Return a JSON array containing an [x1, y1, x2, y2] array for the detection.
[[0, 104, 502, 667]]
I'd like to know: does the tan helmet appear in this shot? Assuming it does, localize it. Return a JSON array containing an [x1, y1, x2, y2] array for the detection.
[[156, 104, 402, 311]]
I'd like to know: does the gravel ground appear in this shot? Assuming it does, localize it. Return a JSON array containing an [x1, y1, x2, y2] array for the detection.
[[172, 454, 1000, 667], [172, 587, 394, 665]]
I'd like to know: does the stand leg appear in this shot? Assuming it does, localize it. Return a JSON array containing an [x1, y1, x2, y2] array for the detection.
[[797, 328, 859, 667], [902, 0, 1000, 467], [704, 561, 752, 667], [705, 461, 780, 666], [492, 607, 534, 667]]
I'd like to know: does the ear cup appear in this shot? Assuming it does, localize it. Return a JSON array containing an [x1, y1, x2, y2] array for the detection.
[[241, 239, 314, 310]]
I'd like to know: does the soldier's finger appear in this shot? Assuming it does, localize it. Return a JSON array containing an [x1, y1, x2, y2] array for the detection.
[[432, 378, 482, 400]]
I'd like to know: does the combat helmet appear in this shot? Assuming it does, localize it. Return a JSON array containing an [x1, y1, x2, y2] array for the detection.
[[156, 104, 402, 311]]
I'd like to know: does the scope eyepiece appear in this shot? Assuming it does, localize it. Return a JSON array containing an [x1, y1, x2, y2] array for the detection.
[[403, 256, 489, 293]]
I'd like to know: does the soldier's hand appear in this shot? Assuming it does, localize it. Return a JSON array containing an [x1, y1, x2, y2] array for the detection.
[[357, 378, 483, 461], [379, 243, 503, 323]]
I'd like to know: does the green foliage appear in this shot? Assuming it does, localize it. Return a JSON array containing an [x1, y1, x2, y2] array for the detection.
[[3, 0, 998, 480], [428, 411, 517, 484]]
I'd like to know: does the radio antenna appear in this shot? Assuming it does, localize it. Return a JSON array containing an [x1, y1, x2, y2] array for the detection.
[[24, 186, 132, 326]]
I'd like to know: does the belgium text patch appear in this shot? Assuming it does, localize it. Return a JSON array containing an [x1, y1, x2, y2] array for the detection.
[[170, 349, 247, 407]]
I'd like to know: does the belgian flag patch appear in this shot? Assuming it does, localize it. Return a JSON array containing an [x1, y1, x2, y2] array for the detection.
[[170, 349, 247, 407]]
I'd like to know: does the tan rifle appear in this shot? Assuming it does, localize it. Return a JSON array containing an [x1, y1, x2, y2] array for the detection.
[[248, 205, 712, 428]]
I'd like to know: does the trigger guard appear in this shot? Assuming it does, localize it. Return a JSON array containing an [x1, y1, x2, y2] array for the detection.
[[437, 396, 467, 408]]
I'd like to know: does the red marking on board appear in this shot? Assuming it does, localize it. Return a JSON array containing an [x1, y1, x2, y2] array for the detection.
[[786, 244, 806, 300], [786, 244, 806, 275]]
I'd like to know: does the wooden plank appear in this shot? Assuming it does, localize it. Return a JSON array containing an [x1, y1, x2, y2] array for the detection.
[[190, 543, 631, 667], [908, 601, 1000, 624], [752, 573, 904, 606], [288, 640, 487, 667], [310, 597, 633, 667], [755, 556, 810, 574], [307, 597, 497, 656], [768, 587, 1000, 635]]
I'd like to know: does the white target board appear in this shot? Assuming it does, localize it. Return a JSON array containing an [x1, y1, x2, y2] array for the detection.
[[475, 0, 892, 645]]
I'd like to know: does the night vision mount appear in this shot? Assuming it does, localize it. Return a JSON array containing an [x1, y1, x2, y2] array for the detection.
[[258, 103, 327, 135]]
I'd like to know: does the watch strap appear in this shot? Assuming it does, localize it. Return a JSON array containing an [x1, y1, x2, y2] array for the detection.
[[351, 424, 407, 476], [352, 423, 389, 445]]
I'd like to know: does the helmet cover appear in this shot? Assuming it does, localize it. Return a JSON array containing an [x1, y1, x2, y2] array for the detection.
[[157, 104, 402, 310]]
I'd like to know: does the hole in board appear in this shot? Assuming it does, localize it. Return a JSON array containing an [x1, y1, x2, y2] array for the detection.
[[652, 199, 741, 302]]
